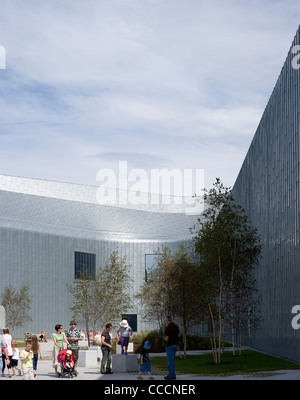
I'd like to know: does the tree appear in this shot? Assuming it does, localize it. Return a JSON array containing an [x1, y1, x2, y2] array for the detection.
[[136, 246, 175, 331], [169, 245, 204, 357], [66, 268, 94, 346], [67, 250, 132, 345], [191, 179, 232, 363], [98, 250, 132, 330], [137, 245, 205, 356], [223, 209, 261, 355], [1, 283, 32, 337], [191, 178, 261, 363]]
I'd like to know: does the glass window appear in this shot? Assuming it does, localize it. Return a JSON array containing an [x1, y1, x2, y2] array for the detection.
[[122, 314, 137, 332], [145, 254, 159, 281], [75, 251, 96, 280]]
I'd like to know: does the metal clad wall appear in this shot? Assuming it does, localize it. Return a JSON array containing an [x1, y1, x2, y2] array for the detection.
[[232, 27, 300, 361], [0, 185, 197, 337]]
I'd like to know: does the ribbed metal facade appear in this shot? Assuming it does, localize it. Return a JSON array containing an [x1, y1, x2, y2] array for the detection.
[[0, 174, 198, 338], [232, 26, 300, 361]]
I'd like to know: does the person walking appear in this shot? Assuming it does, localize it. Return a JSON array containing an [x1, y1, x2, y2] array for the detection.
[[163, 315, 180, 380], [52, 324, 70, 377], [100, 323, 113, 375], [65, 320, 81, 375], [137, 341, 154, 380], [1, 327, 12, 378], [31, 334, 42, 377], [20, 340, 34, 380], [11, 341, 21, 376], [0, 333, 9, 377]]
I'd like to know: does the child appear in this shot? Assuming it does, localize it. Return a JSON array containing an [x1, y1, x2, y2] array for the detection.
[[31, 334, 42, 377], [137, 341, 154, 380], [64, 350, 75, 369], [20, 340, 34, 380], [11, 341, 21, 376], [57, 349, 76, 378]]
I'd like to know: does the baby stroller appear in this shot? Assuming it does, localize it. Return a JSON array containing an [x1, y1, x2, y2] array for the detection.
[[57, 349, 76, 378]]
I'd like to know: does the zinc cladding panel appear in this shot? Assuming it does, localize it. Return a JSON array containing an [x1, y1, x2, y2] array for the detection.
[[0, 188, 200, 337], [0, 174, 201, 215], [0, 226, 151, 337], [0, 190, 198, 241], [232, 26, 300, 361]]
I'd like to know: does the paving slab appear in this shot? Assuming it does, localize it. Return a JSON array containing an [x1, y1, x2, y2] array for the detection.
[[1, 341, 300, 380]]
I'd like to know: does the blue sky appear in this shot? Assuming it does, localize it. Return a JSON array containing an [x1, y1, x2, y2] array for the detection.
[[0, 0, 299, 195]]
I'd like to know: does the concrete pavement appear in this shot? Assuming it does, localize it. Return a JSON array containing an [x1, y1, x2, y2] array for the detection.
[[1, 340, 300, 380], [2, 359, 300, 380]]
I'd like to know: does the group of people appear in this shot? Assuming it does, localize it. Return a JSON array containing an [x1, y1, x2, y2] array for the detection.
[[51, 315, 180, 380], [94, 318, 133, 375], [100, 315, 180, 380], [1, 315, 180, 380], [137, 315, 180, 380], [52, 320, 81, 377], [1, 327, 42, 379]]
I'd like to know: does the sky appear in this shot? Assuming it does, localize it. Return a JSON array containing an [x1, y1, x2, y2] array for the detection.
[[0, 0, 299, 197]]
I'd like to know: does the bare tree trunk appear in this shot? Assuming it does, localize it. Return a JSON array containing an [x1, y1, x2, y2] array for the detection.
[[208, 303, 218, 364], [231, 318, 235, 355], [239, 328, 242, 356], [11, 307, 21, 339], [230, 268, 236, 355], [217, 250, 223, 365], [183, 329, 187, 359], [86, 322, 90, 347]]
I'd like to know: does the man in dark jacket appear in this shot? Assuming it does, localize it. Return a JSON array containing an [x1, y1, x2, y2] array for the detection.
[[163, 315, 180, 380], [101, 323, 114, 374]]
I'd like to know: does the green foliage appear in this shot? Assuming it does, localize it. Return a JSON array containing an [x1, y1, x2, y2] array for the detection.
[[67, 249, 132, 346], [136, 179, 261, 365], [136, 247, 175, 331], [191, 178, 262, 363], [149, 350, 300, 375], [133, 330, 214, 353], [98, 250, 132, 330], [136, 245, 205, 356], [1, 283, 32, 337]]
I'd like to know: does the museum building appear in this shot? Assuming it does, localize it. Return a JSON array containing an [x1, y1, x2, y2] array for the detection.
[[2, 25, 300, 362], [232, 26, 300, 361], [0, 174, 200, 337]]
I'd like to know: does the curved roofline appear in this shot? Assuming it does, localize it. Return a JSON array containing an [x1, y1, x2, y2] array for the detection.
[[0, 173, 204, 215]]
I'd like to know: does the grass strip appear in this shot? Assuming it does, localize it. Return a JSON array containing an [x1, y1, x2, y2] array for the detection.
[[149, 349, 300, 376]]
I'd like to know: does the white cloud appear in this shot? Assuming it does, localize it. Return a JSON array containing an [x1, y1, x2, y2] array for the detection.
[[0, 0, 299, 191]]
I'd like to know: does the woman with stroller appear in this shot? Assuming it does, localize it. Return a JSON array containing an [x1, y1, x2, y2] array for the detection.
[[52, 324, 70, 377]]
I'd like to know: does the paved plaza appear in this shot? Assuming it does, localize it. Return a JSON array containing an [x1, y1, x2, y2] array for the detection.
[[1, 340, 300, 381]]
